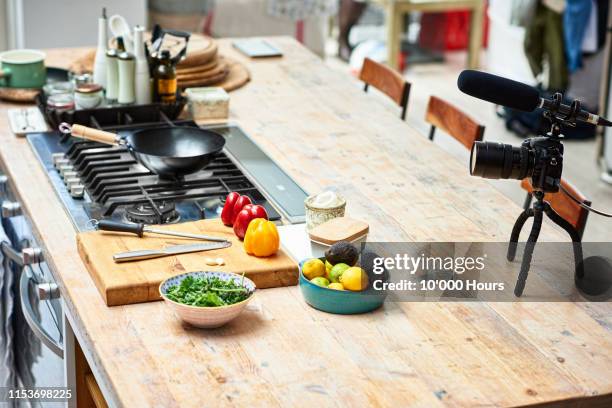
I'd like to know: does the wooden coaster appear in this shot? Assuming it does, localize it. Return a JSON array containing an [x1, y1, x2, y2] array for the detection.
[[308, 217, 369, 246], [177, 34, 218, 68], [176, 60, 228, 82], [218, 58, 251, 92], [0, 87, 40, 103], [178, 69, 229, 88], [176, 57, 218, 75]]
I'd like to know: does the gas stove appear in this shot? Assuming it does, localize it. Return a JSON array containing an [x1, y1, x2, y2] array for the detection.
[[27, 114, 307, 231]]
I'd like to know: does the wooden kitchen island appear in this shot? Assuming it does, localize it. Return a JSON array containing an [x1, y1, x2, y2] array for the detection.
[[0, 38, 610, 407]]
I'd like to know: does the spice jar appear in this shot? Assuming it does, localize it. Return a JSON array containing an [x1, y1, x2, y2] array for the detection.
[[74, 83, 103, 110], [47, 93, 75, 113]]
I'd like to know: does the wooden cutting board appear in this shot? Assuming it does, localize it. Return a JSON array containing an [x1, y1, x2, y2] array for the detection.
[[77, 219, 298, 306]]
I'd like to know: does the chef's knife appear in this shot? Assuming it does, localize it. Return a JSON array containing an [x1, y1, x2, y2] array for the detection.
[[95, 219, 229, 243], [113, 241, 231, 263]]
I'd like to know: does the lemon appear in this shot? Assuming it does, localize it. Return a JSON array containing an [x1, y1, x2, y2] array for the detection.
[[310, 277, 330, 287], [328, 282, 345, 291], [339, 267, 369, 291], [329, 263, 350, 283], [302, 259, 326, 280]]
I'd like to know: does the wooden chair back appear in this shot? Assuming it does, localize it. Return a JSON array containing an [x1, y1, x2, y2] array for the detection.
[[359, 58, 411, 120], [521, 178, 591, 238], [425, 95, 485, 150]]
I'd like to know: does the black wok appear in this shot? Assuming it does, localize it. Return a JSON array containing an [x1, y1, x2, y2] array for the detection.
[[62, 123, 226, 178]]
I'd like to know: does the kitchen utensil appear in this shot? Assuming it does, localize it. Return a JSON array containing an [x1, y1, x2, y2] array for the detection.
[[308, 217, 369, 246], [149, 26, 191, 65], [94, 219, 229, 243], [61, 122, 226, 178], [77, 219, 298, 306], [0, 49, 46, 88], [159, 271, 256, 328], [0, 67, 69, 103], [133, 25, 151, 104], [93, 9, 107, 87], [105, 48, 119, 101], [109, 14, 133, 52], [298, 258, 386, 315], [114, 241, 231, 263], [117, 51, 135, 104], [8, 108, 48, 136]]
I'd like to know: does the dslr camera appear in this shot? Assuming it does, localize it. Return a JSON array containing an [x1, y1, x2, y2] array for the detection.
[[470, 130, 563, 193]]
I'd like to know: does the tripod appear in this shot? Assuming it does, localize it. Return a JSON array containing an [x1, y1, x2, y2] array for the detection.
[[507, 190, 584, 296]]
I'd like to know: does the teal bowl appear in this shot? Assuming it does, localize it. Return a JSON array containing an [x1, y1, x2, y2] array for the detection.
[[298, 258, 387, 314]]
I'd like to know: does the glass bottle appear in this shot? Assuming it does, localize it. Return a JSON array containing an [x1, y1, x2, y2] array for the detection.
[[153, 50, 177, 103]]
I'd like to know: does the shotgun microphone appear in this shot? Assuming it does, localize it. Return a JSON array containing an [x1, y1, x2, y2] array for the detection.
[[457, 70, 612, 127]]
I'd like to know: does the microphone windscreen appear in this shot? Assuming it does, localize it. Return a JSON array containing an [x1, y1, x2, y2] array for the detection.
[[457, 70, 541, 112]]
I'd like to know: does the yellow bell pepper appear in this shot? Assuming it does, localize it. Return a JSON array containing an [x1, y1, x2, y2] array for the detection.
[[243, 218, 280, 257]]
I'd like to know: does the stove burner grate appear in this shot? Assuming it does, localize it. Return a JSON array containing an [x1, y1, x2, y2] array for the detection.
[[124, 187, 180, 224]]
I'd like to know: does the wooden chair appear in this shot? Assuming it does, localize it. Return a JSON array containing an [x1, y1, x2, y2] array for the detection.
[[425, 95, 485, 150], [521, 178, 591, 239], [359, 57, 411, 120]]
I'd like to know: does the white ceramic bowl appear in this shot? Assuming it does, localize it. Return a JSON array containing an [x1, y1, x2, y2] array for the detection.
[[159, 271, 256, 329]]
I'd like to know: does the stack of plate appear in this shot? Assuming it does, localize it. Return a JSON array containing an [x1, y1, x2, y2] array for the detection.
[[69, 33, 250, 92]]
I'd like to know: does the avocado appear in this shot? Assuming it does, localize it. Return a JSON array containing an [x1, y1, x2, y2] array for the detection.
[[325, 241, 359, 266]]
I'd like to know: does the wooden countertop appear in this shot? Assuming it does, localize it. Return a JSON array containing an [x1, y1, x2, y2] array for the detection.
[[0, 38, 611, 407]]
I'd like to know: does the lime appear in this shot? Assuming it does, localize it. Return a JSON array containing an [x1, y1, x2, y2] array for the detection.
[[310, 277, 330, 287], [329, 263, 350, 283]]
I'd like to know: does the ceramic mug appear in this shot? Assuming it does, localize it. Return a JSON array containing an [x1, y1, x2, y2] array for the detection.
[[0, 49, 46, 89]]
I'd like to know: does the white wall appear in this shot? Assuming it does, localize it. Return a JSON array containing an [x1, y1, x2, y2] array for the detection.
[[0, 0, 7, 50], [9, 0, 146, 49]]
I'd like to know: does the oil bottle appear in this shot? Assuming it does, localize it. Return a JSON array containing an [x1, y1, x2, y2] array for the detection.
[[153, 50, 177, 103]]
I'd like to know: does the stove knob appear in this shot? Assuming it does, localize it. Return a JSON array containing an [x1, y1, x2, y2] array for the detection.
[[54, 158, 70, 169], [22, 247, 43, 264], [69, 184, 85, 198], [59, 165, 74, 178], [51, 153, 66, 166], [65, 177, 82, 190], [1, 201, 21, 217], [37, 282, 60, 300], [63, 172, 78, 184]]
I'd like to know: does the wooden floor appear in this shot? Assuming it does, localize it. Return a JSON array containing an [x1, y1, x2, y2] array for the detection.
[[325, 50, 612, 241]]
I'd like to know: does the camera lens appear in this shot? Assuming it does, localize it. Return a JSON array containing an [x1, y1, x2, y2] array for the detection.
[[470, 141, 531, 180]]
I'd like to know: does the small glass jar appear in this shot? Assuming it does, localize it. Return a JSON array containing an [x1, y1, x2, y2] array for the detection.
[[74, 83, 103, 110], [43, 81, 74, 96], [46, 93, 75, 113]]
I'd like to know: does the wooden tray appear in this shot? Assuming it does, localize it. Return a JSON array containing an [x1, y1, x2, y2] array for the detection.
[[77, 219, 298, 306]]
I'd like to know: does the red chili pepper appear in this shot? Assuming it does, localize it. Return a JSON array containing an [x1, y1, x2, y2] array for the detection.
[[220, 192, 241, 226], [233, 204, 268, 240]]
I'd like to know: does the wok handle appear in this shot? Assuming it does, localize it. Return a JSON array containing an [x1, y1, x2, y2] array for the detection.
[[70, 124, 122, 145]]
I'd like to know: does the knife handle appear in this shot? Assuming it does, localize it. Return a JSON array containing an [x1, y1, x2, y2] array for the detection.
[[113, 249, 164, 263], [97, 220, 144, 237]]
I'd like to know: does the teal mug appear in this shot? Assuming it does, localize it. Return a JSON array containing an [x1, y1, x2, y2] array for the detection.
[[0, 49, 46, 89]]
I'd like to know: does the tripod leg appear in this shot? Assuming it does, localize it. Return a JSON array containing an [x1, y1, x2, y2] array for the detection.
[[507, 208, 534, 262], [543, 205, 585, 280], [514, 207, 543, 297]]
